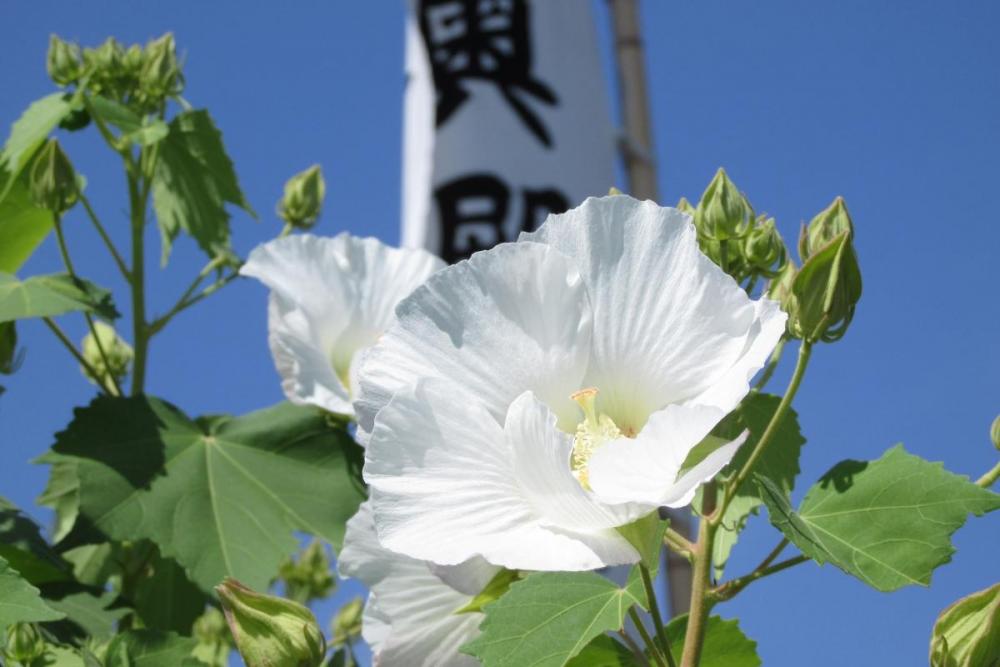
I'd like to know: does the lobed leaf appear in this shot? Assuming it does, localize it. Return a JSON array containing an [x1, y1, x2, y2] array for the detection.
[[0, 272, 119, 323], [0, 554, 65, 631], [52, 395, 365, 592], [759, 445, 1000, 592], [665, 614, 761, 667], [461, 570, 645, 667]]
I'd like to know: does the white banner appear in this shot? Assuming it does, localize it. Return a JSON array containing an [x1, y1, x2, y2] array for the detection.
[[402, 0, 617, 262]]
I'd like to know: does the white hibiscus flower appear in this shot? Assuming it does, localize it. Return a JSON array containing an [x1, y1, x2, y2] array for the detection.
[[356, 195, 786, 571], [240, 233, 444, 417], [338, 502, 498, 667]]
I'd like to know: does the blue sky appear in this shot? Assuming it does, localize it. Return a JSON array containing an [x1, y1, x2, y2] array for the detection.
[[2, 1, 998, 665]]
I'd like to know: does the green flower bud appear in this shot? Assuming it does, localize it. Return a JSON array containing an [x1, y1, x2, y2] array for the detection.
[[216, 578, 326, 667], [330, 597, 363, 648], [4, 623, 46, 664], [93, 37, 125, 76], [799, 196, 854, 260], [608, 186, 624, 196], [789, 229, 862, 343], [990, 415, 1000, 452], [694, 168, 753, 241], [929, 583, 999, 667], [80, 321, 133, 392], [278, 165, 326, 230], [140, 33, 184, 101], [279, 540, 335, 605], [744, 216, 787, 278], [47, 35, 83, 86], [29, 139, 79, 214], [675, 196, 696, 216], [192, 607, 235, 667]]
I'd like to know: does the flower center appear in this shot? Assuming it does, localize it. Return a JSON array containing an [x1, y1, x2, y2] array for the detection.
[[570, 388, 628, 489]]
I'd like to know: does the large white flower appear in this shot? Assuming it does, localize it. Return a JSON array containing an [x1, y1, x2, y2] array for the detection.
[[358, 195, 786, 570], [338, 502, 498, 667], [240, 233, 444, 417]]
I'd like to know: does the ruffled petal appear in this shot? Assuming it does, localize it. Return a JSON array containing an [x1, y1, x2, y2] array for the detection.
[[365, 381, 637, 571], [339, 503, 491, 667], [522, 196, 786, 430], [587, 403, 742, 506], [242, 233, 443, 415], [355, 241, 593, 435]]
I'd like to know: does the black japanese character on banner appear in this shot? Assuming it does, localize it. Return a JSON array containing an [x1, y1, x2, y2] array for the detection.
[[418, 0, 559, 147], [434, 173, 569, 263]]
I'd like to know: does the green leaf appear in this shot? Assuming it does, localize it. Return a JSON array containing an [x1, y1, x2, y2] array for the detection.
[[132, 548, 207, 634], [0, 555, 65, 631], [0, 496, 72, 585], [712, 393, 805, 578], [461, 571, 644, 667], [566, 635, 639, 666], [35, 452, 81, 543], [35, 645, 91, 667], [616, 512, 668, 570], [930, 582, 1000, 667], [0, 272, 119, 322], [104, 630, 203, 667], [88, 96, 169, 147], [456, 568, 521, 614], [53, 395, 366, 592], [0, 175, 55, 273], [759, 445, 1000, 591], [0, 93, 74, 180], [150, 109, 254, 263], [41, 585, 128, 639], [665, 614, 761, 667]]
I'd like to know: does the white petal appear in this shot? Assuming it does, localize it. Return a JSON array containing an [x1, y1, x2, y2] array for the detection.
[[587, 403, 741, 506], [242, 234, 443, 415], [355, 241, 592, 436], [522, 196, 786, 430], [365, 382, 638, 571], [339, 503, 491, 667]]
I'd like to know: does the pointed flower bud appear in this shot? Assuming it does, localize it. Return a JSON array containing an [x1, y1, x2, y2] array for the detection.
[[990, 415, 1000, 452], [744, 216, 787, 278], [4, 623, 46, 664], [694, 168, 753, 241], [29, 139, 79, 214], [278, 165, 326, 230], [799, 196, 854, 260], [80, 321, 133, 392], [140, 33, 184, 101], [330, 597, 364, 648], [929, 583, 1000, 667], [192, 607, 235, 667], [216, 578, 326, 667], [789, 222, 862, 343], [47, 35, 83, 86], [278, 540, 335, 605], [675, 196, 696, 216]]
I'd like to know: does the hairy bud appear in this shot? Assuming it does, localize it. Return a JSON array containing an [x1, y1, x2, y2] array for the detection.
[[278, 165, 326, 230], [80, 321, 133, 392], [4, 623, 46, 664], [330, 597, 364, 648], [29, 139, 79, 214], [694, 168, 753, 241], [47, 34, 83, 86]]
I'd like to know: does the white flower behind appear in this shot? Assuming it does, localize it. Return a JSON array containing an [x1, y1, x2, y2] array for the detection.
[[241, 233, 444, 417], [358, 195, 787, 571], [338, 502, 497, 667]]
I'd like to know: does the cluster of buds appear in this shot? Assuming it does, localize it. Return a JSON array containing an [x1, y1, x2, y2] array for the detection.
[[683, 168, 788, 285], [681, 169, 862, 344], [278, 165, 326, 230], [192, 607, 236, 667], [769, 196, 862, 343], [80, 321, 133, 392], [47, 33, 183, 114], [216, 578, 326, 667], [278, 540, 335, 605], [3, 623, 46, 665]]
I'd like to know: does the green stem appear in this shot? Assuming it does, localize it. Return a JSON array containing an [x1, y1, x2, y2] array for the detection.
[[717, 341, 813, 519], [52, 216, 122, 396], [679, 484, 717, 667], [663, 527, 695, 560], [617, 630, 651, 667], [976, 461, 1000, 488], [753, 335, 786, 390], [710, 554, 808, 602], [629, 607, 668, 667], [127, 163, 149, 396], [79, 193, 130, 280], [639, 563, 675, 667], [718, 240, 729, 274], [148, 256, 233, 336], [42, 317, 108, 395]]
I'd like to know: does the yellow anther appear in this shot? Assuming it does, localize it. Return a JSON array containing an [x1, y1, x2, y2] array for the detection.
[[570, 388, 621, 489]]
